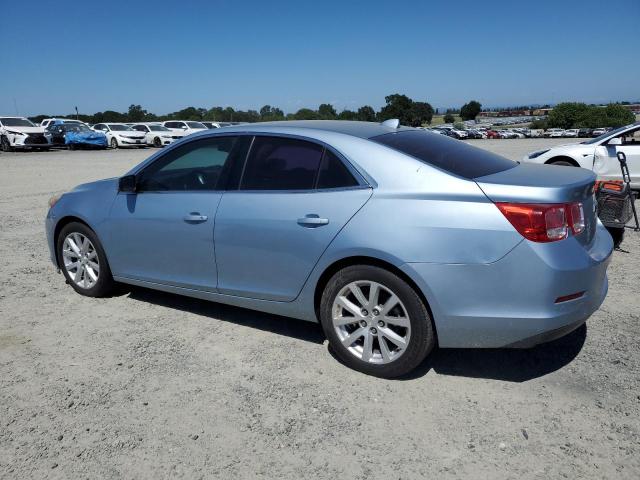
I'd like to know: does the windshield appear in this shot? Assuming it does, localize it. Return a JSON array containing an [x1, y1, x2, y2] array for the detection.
[[70, 124, 91, 132], [108, 124, 132, 131], [581, 124, 632, 145], [372, 130, 516, 179], [1, 117, 35, 127], [186, 122, 206, 129], [149, 125, 170, 131]]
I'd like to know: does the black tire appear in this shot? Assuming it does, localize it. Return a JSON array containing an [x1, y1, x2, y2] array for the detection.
[[548, 159, 574, 167], [110, 137, 118, 149], [57, 222, 115, 297], [319, 265, 435, 378], [153, 136, 162, 147], [1, 136, 13, 152]]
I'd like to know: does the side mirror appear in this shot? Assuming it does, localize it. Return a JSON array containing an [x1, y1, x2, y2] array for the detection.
[[608, 137, 622, 146], [118, 174, 137, 193]]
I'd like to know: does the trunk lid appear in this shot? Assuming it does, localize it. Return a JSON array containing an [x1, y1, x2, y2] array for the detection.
[[475, 163, 597, 244]]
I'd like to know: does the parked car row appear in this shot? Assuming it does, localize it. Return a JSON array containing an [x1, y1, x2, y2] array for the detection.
[[0, 116, 248, 151]]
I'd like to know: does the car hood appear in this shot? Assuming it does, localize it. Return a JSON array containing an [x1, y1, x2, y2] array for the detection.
[[4, 126, 45, 134], [71, 177, 119, 193], [113, 131, 142, 137]]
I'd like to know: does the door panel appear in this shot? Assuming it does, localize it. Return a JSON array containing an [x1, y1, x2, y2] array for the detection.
[[107, 192, 221, 290], [214, 189, 372, 301]]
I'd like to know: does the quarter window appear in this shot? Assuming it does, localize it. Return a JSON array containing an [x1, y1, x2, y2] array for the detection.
[[317, 149, 358, 189], [240, 136, 324, 190], [137, 136, 239, 192]]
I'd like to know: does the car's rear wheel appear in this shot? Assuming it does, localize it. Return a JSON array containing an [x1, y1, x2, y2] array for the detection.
[[57, 222, 114, 297], [320, 265, 435, 378], [110, 137, 118, 149], [153, 136, 162, 147]]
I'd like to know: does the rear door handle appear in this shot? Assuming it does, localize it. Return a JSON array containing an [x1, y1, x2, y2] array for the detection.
[[297, 214, 329, 228], [183, 212, 208, 223]]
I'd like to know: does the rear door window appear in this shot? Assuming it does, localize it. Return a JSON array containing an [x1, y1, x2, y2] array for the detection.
[[372, 130, 516, 179], [317, 149, 359, 189], [240, 136, 324, 190]]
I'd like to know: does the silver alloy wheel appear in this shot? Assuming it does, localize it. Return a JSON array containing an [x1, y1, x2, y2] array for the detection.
[[332, 281, 411, 364], [62, 232, 100, 289]]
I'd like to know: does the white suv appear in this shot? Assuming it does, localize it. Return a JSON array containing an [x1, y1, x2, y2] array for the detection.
[[0, 117, 50, 151], [162, 120, 207, 138], [522, 122, 640, 189]]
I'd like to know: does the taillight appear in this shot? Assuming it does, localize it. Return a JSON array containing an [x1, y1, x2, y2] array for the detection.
[[569, 202, 585, 235], [496, 202, 585, 242]]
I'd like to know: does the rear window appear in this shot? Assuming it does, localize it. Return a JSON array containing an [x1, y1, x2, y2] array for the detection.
[[372, 130, 516, 179]]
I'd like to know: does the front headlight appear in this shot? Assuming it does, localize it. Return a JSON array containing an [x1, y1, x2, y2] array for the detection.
[[528, 149, 550, 159], [7, 130, 26, 136]]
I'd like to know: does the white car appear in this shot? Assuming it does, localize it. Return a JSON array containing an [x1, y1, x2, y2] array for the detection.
[[162, 120, 208, 137], [0, 116, 50, 151], [564, 129, 579, 138], [544, 128, 565, 138], [40, 118, 86, 129], [130, 123, 175, 147], [522, 122, 640, 189], [592, 128, 608, 137], [92, 123, 147, 149]]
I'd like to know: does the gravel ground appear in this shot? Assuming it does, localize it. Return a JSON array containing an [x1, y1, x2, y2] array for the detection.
[[1, 139, 639, 479]]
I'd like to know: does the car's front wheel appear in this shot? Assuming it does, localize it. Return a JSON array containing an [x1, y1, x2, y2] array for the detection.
[[1, 136, 13, 152], [320, 265, 435, 378], [57, 222, 114, 297], [153, 136, 162, 147], [110, 137, 118, 149]]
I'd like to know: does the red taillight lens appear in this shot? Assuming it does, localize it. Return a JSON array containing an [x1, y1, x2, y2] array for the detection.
[[496, 202, 586, 242]]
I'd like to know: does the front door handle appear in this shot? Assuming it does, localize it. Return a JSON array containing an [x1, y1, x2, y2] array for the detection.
[[183, 212, 208, 223], [297, 214, 329, 228]]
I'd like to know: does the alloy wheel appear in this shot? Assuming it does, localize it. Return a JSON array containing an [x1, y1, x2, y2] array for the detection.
[[332, 280, 411, 364], [62, 232, 100, 289]]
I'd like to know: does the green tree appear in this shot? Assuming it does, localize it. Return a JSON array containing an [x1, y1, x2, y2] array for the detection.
[[409, 101, 434, 126], [357, 105, 376, 122], [318, 103, 337, 119], [292, 108, 320, 120], [443, 113, 455, 123], [337, 109, 358, 120], [126, 104, 148, 122], [546, 103, 590, 129], [460, 100, 482, 121], [378, 94, 414, 124]]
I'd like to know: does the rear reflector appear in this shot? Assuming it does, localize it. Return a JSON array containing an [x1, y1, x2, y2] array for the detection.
[[555, 291, 585, 303], [496, 202, 585, 242]]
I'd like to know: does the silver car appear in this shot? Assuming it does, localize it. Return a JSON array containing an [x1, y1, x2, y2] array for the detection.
[[46, 120, 613, 377]]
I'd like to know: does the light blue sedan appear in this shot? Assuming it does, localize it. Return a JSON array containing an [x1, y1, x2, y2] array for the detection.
[[46, 120, 613, 377]]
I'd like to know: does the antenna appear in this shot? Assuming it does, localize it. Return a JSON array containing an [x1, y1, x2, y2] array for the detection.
[[381, 118, 399, 129]]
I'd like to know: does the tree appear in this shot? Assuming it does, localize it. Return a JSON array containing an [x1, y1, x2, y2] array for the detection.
[[126, 104, 148, 122], [337, 109, 358, 120], [357, 105, 376, 122], [443, 113, 455, 123], [547, 102, 634, 129], [318, 103, 337, 119], [378, 94, 414, 124], [460, 100, 482, 121], [547, 103, 590, 129], [292, 108, 320, 120], [409, 101, 434, 126]]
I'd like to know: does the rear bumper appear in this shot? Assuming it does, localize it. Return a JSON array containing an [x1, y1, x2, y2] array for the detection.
[[402, 222, 613, 348]]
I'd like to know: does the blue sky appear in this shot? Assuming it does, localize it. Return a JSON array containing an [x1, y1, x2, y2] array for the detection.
[[2, 0, 639, 116]]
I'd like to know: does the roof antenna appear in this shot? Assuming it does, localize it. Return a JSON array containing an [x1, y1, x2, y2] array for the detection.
[[381, 118, 399, 129]]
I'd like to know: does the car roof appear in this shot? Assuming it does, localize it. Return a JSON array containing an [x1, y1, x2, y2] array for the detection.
[[212, 120, 414, 139]]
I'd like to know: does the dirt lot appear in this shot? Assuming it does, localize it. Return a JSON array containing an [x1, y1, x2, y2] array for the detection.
[[1, 139, 639, 479]]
